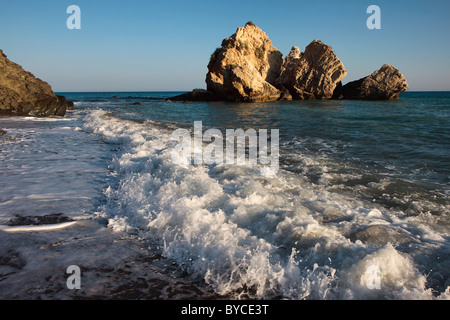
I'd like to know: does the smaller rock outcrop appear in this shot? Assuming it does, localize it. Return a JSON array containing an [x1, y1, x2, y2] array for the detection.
[[0, 50, 71, 117], [167, 89, 221, 102], [67, 101, 75, 110], [276, 41, 347, 100], [341, 64, 409, 100]]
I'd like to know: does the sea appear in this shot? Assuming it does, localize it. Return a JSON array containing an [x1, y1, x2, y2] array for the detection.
[[0, 91, 449, 300]]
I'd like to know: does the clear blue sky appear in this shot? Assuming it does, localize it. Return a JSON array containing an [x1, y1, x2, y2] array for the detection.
[[1, 0, 449, 91]]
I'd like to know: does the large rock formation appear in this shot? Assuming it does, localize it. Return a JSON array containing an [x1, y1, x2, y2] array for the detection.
[[167, 22, 408, 103], [341, 64, 409, 100], [0, 50, 70, 116], [276, 41, 347, 100], [205, 21, 283, 102]]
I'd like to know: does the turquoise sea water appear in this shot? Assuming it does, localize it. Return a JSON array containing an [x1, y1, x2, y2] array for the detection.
[[1, 91, 449, 299]]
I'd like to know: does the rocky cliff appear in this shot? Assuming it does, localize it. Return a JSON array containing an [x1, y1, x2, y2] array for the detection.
[[0, 50, 70, 117]]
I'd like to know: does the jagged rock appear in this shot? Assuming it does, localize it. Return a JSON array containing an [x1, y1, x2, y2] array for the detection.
[[341, 64, 409, 100], [277, 40, 347, 100], [276, 46, 302, 90], [205, 22, 283, 102], [0, 50, 71, 117]]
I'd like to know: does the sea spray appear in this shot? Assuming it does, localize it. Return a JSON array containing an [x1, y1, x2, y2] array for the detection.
[[83, 109, 448, 299], [171, 121, 279, 175]]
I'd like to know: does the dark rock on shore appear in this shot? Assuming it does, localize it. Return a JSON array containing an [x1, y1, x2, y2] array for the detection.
[[7, 213, 73, 226], [0, 50, 72, 117], [67, 100, 75, 110], [0, 129, 6, 136], [341, 64, 409, 100]]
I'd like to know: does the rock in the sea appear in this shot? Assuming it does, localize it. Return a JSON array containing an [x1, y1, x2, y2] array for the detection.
[[0, 129, 6, 136], [341, 64, 409, 100], [167, 23, 408, 103], [166, 89, 220, 102], [349, 225, 415, 246], [67, 100, 75, 110], [205, 21, 283, 102], [277, 40, 347, 100], [0, 50, 71, 117]]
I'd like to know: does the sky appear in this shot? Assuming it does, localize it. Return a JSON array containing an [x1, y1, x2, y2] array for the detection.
[[0, 0, 449, 92]]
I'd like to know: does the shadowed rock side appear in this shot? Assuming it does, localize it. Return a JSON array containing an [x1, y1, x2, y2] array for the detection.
[[340, 64, 409, 100], [0, 49, 71, 117]]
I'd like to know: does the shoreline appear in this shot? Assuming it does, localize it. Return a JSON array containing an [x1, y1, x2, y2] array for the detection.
[[0, 218, 221, 300], [1, 96, 449, 300]]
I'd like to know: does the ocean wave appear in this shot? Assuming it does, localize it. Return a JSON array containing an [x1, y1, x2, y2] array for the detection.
[[82, 109, 450, 299]]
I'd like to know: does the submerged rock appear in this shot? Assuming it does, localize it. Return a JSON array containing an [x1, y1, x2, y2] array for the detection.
[[205, 21, 283, 102], [7, 213, 73, 226], [277, 41, 347, 100], [349, 225, 415, 246], [341, 64, 409, 100], [0, 50, 71, 117]]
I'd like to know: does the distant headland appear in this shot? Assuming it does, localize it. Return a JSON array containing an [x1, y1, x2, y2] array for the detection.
[[168, 21, 409, 103]]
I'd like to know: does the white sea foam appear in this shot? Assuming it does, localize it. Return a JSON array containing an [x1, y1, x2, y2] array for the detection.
[[83, 109, 450, 299], [0, 112, 111, 222]]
